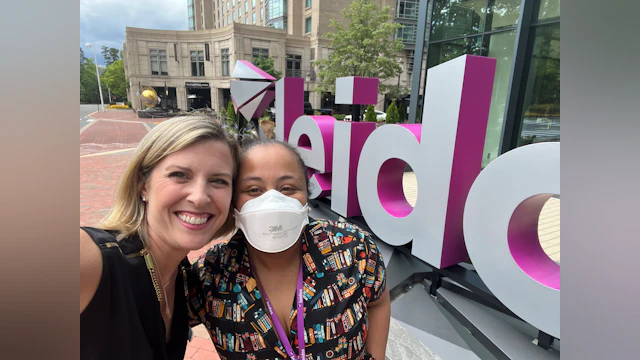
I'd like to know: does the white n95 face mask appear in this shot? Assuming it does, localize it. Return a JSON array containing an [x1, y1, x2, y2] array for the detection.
[[234, 189, 309, 253]]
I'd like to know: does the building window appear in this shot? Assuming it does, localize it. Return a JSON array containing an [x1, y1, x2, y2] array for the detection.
[[396, 0, 419, 20], [253, 13, 256, 24], [238, 7, 242, 16], [228, 15, 230, 23], [252, 47, 269, 59], [221, 48, 230, 76], [286, 54, 302, 77], [305, 17, 312, 33], [245, 1, 248, 12], [305, 0, 312, 8], [260, 8, 263, 20], [190, 50, 205, 76], [245, 17, 249, 24], [233, 12, 236, 20], [205, 43, 210, 61], [406, 50, 414, 74], [253, 0, 256, 8], [396, 22, 418, 44], [516, 24, 560, 147], [227, 1, 229, 11], [430, 0, 486, 42], [150, 49, 168, 76]]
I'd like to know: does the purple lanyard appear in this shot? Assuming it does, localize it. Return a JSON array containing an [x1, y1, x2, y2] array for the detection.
[[250, 260, 306, 360]]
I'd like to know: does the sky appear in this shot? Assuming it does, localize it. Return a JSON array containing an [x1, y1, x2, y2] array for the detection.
[[80, 0, 189, 66]]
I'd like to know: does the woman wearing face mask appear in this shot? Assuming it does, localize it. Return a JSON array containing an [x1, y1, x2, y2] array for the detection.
[[188, 140, 391, 359], [80, 116, 239, 359]]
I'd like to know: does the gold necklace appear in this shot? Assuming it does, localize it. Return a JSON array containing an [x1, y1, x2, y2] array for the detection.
[[141, 248, 172, 319]]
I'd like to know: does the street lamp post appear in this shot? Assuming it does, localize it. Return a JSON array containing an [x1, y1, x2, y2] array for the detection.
[[85, 43, 105, 112]]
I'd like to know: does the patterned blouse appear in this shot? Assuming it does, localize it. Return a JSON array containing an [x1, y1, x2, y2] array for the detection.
[[187, 219, 387, 360]]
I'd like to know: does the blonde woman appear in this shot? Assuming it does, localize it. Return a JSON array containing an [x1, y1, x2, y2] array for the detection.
[[80, 116, 239, 360]]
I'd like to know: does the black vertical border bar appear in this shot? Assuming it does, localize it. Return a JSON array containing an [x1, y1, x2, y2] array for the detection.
[[407, 0, 431, 124], [498, 0, 538, 154]]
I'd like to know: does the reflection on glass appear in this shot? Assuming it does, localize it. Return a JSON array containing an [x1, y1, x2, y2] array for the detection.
[[427, 36, 483, 68], [518, 25, 560, 146], [488, 0, 520, 29], [483, 30, 516, 167], [430, 0, 486, 41], [538, 0, 560, 21]]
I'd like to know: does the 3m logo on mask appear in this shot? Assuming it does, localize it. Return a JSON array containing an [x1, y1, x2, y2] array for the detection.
[[269, 225, 283, 232]]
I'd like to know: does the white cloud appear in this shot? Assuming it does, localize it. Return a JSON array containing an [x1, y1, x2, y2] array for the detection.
[[80, 0, 189, 65]]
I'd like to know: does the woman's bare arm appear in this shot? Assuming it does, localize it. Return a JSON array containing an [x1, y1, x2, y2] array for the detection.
[[80, 229, 103, 313], [365, 286, 391, 359]]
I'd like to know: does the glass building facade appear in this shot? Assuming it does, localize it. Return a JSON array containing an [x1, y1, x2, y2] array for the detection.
[[265, 0, 287, 29], [412, 0, 560, 167]]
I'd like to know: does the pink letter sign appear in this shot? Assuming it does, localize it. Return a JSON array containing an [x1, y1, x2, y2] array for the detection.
[[357, 55, 496, 269]]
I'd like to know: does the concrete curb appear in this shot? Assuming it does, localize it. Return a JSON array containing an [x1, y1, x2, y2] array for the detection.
[[80, 119, 98, 134]]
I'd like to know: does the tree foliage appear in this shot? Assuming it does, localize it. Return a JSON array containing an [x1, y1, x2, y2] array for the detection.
[[252, 55, 282, 79], [80, 48, 101, 104], [314, 0, 404, 94], [386, 100, 399, 124], [101, 59, 127, 99], [101, 46, 121, 66], [364, 104, 376, 122]]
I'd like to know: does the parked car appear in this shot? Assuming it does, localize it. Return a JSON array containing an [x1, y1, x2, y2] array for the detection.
[[304, 101, 334, 116], [344, 110, 386, 121]]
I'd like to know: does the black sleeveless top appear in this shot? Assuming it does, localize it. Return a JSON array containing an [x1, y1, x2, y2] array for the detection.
[[80, 227, 191, 360]]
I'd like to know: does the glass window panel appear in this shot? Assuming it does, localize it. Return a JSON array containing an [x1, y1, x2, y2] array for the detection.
[[253, 13, 256, 23], [253, 0, 256, 8], [188, 7, 194, 17], [246, 17, 249, 24], [306, 0, 312, 7], [488, 0, 520, 29], [426, 35, 483, 68], [245, 1, 248, 12], [538, 0, 560, 21], [483, 30, 517, 166], [430, 0, 486, 41], [517, 24, 560, 147], [305, 17, 312, 33], [160, 60, 168, 75]]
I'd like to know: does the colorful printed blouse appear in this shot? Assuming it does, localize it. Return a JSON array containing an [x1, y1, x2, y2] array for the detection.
[[187, 219, 387, 360]]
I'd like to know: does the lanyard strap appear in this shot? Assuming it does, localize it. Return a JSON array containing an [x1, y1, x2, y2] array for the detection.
[[250, 260, 306, 360]]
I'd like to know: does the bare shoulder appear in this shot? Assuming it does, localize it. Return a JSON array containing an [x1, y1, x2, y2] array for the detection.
[[80, 228, 103, 313]]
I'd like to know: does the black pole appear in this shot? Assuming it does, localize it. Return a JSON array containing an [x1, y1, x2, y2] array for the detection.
[[351, 105, 361, 122]]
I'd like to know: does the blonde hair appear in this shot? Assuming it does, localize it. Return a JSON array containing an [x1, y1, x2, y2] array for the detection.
[[98, 115, 240, 243]]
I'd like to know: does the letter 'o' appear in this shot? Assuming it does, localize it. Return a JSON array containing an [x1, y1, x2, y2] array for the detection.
[[463, 142, 560, 338]]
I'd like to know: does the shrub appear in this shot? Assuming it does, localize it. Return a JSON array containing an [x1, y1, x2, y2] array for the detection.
[[226, 101, 237, 129], [386, 100, 399, 124], [108, 104, 130, 109], [364, 105, 376, 122], [333, 114, 346, 120]]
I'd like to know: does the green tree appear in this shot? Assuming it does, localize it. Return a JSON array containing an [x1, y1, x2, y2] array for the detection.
[[80, 47, 86, 66], [101, 60, 127, 99], [80, 55, 100, 104], [101, 46, 120, 66], [397, 103, 406, 123], [386, 100, 399, 124], [364, 104, 376, 122], [314, 0, 404, 95], [252, 55, 282, 79], [226, 101, 237, 129]]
